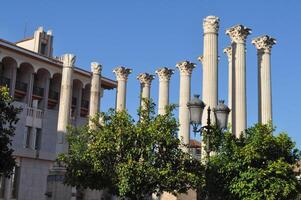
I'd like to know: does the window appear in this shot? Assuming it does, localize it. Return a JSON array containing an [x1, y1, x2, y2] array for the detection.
[[24, 127, 32, 148], [35, 128, 42, 150], [40, 43, 47, 55], [0, 175, 5, 198], [11, 166, 20, 199]]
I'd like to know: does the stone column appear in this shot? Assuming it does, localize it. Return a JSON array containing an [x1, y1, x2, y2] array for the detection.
[[89, 62, 102, 126], [223, 46, 233, 126], [137, 73, 154, 110], [56, 54, 75, 154], [226, 25, 251, 137], [202, 16, 219, 125], [113, 67, 132, 112], [176, 61, 195, 152], [252, 35, 276, 124], [156, 67, 174, 115]]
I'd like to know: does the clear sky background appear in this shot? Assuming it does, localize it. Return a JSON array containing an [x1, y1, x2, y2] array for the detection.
[[1, 0, 300, 148]]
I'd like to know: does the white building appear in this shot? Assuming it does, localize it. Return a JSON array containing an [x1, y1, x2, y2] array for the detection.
[[0, 27, 116, 200]]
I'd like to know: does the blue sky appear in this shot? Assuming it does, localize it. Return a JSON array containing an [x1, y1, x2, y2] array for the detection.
[[1, 0, 300, 148]]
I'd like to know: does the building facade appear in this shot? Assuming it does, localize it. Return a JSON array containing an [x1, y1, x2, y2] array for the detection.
[[0, 27, 116, 200]]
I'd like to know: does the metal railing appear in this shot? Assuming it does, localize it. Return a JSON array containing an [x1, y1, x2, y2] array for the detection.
[[33, 86, 44, 97], [81, 99, 89, 109], [48, 90, 59, 100], [15, 81, 28, 92]]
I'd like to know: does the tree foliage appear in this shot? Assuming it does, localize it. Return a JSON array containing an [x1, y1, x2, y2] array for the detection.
[[60, 101, 204, 200], [0, 87, 21, 176], [204, 123, 301, 200]]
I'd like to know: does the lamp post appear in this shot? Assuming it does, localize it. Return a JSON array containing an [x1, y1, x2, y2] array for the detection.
[[187, 95, 230, 161]]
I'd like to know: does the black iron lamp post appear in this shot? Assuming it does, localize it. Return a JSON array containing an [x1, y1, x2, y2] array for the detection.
[[187, 94, 230, 160]]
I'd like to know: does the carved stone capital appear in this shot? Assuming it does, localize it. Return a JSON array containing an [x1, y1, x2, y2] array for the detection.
[[252, 35, 276, 54], [91, 62, 102, 75], [223, 46, 232, 61], [203, 16, 219, 34], [197, 55, 204, 64], [176, 61, 196, 76], [61, 54, 76, 67], [156, 67, 174, 81], [226, 25, 251, 44], [113, 66, 132, 81], [137, 73, 155, 86]]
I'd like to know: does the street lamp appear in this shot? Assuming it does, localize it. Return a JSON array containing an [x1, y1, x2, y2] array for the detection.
[[187, 95, 230, 159]]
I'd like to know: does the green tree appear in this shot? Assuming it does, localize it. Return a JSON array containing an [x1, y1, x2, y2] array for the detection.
[[204, 123, 301, 200], [0, 87, 21, 176], [60, 102, 204, 200]]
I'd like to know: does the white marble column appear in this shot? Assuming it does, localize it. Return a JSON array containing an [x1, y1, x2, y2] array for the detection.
[[155, 67, 174, 115], [252, 35, 276, 124], [56, 54, 75, 154], [202, 16, 219, 125], [89, 62, 102, 126], [223, 46, 233, 126], [226, 25, 251, 137], [137, 73, 154, 110], [113, 67, 132, 112], [176, 61, 195, 152]]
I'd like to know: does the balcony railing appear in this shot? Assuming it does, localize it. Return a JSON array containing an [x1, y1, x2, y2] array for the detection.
[[15, 81, 28, 92], [33, 86, 44, 97], [81, 100, 89, 109], [0, 76, 10, 87], [48, 90, 59, 101]]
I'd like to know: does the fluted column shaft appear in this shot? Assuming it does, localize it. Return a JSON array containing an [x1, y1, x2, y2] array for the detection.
[[113, 67, 132, 112], [224, 46, 233, 126], [202, 16, 219, 125], [156, 67, 173, 115], [177, 61, 195, 152], [89, 62, 102, 126], [252, 35, 276, 124], [226, 25, 251, 137], [57, 54, 76, 154], [137, 73, 154, 110]]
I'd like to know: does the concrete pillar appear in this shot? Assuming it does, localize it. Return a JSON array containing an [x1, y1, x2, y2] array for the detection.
[[226, 25, 251, 137], [176, 61, 195, 152], [137, 73, 154, 110], [113, 67, 132, 112], [89, 62, 102, 126], [10, 66, 17, 98], [27, 73, 34, 106], [56, 54, 75, 154], [223, 46, 233, 127], [202, 16, 219, 125], [252, 35, 276, 124], [156, 67, 174, 115]]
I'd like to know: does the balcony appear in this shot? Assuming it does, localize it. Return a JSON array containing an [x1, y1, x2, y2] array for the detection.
[[32, 86, 44, 100], [14, 80, 28, 99], [0, 76, 10, 87], [48, 90, 59, 109]]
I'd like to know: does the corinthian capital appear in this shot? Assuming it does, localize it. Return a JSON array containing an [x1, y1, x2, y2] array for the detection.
[[156, 67, 174, 81], [137, 73, 155, 86], [61, 54, 76, 67], [252, 35, 276, 54], [226, 25, 252, 44], [113, 66, 132, 81], [91, 62, 102, 75], [176, 61, 196, 76], [223, 46, 232, 61], [203, 16, 220, 34], [197, 55, 204, 64]]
